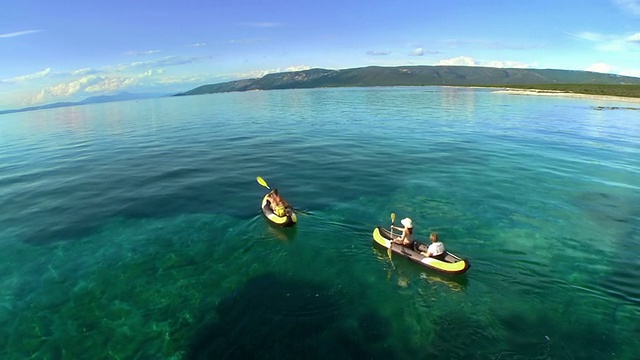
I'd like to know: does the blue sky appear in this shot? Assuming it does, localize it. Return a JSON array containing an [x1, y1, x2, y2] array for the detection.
[[1, 0, 639, 110]]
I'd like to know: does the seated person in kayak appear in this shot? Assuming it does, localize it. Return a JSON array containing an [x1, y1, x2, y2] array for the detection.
[[390, 217, 413, 246], [265, 189, 289, 217], [420, 232, 446, 260]]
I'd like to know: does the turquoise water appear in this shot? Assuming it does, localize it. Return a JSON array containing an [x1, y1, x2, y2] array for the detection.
[[1, 87, 639, 359]]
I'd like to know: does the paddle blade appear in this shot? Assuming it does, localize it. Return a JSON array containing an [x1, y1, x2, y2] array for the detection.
[[391, 212, 395, 223], [256, 176, 270, 189]]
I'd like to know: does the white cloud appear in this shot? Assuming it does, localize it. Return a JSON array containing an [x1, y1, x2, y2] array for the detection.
[[436, 56, 530, 68], [29, 75, 100, 103], [231, 65, 313, 80], [574, 31, 608, 42], [436, 56, 479, 66], [284, 65, 313, 72], [620, 68, 640, 77], [367, 50, 391, 56], [85, 77, 137, 93], [614, 0, 640, 15], [124, 50, 161, 56], [227, 38, 264, 45], [233, 69, 274, 79], [154, 74, 213, 85], [484, 60, 530, 68], [0, 29, 41, 38], [188, 43, 206, 47], [628, 32, 640, 43], [409, 48, 425, 56], [585, 64, 640, 78], [14, 55, 215, 106], [586, 63, 616, 73], [25, 69, 166, 104], [574, 31, 639, 51], [141, 69, 165, 77], [71, 68, 101, 76], [2, 68, 52, 83], [116, 56, 210, 71]]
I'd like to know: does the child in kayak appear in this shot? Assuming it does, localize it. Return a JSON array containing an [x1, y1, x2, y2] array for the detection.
[[421, 232, 446, 260]]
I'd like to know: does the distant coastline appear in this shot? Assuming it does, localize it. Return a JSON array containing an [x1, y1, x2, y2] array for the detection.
[[492, 88, 640, 104], [175, 65, 640, 101], [4, 65, 640, 115], [0, 92, 169, 116]]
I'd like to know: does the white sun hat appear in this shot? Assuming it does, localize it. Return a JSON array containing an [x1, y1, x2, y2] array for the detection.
[[401, 217, 413, 228]]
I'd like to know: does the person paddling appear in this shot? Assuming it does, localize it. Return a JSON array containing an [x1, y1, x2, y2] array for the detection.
[[390, 217, 414, 246], [265, 189, 288, 217]]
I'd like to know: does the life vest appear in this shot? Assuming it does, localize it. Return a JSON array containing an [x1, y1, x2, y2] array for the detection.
[[274, 204, 286, 217]]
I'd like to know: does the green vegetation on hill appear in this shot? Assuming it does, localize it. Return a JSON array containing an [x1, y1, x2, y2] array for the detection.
[[176, 66, 640, 99], [481, 84, 640, 98]]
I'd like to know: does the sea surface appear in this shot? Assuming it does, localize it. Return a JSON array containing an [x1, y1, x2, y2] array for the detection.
[[1, 87, 639, 359]]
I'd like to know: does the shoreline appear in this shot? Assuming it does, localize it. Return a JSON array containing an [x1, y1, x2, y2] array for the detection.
[[492, 88, 640, 104]]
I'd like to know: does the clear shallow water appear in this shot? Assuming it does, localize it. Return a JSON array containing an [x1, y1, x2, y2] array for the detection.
[[1, 87, 639, 359]]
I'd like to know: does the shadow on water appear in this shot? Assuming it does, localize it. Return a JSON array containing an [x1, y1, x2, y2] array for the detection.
[[265, 221, 298, 242], [371, 244, 470, 292], [186, 273, 399, 360], [241, 218, 299, 254]]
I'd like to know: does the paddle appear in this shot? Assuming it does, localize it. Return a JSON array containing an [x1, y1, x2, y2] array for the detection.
[[256, 176, 271, 190], [388, 212, 396, 259], [387, 213, 396, 268], [256, 176, 308, 215]]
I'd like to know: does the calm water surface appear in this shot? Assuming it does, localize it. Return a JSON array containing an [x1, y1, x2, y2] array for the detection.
[[1, 87, 639, 359]]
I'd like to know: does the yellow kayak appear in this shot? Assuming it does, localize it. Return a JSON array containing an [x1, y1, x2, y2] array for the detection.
[[261, 194, 297, 227], [372, 226, 470, 274]]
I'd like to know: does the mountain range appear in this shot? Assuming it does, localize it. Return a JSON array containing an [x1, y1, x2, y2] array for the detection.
[[4, 66, 640, 115], [176, 65, 640, 96]]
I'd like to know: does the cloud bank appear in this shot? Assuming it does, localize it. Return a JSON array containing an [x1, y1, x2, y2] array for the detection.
[[586, 63, 615, 73], [13, 56, 213, 106], [435, 56, 530, 68]]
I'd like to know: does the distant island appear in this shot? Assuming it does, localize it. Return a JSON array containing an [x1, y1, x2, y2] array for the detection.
[[0, 92, 168, 116], [176, 65, 640, 99]]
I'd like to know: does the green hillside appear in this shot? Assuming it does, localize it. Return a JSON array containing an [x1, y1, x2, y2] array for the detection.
[[481, 83, 640, 98], [176, 65, 640, 98]]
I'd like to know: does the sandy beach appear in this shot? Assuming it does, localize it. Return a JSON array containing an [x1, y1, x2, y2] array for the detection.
[[493, 88, 640, 105]]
